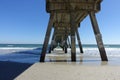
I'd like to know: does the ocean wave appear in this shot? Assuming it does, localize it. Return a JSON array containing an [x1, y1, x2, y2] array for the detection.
[[0, 47, 41, 55], [0, 47, 36, 50], [0, 47, 120, 63]]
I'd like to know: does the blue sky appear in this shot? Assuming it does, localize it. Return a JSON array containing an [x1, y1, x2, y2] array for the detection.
[[0, 0, 120, 44]]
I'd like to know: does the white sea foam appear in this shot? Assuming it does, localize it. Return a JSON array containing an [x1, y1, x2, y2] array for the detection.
[[71, 48, 120, 57], [0, 47, 120, 63], [0, 47, 35, 49], [0, 47, 35, 55]]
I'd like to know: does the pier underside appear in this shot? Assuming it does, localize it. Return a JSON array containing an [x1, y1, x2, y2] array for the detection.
[[40, 0, 108, 62]]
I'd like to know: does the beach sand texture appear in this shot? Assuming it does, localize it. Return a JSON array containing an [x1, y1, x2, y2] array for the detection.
[[15, 62, 120, 80], [15, 48, 120, 80]]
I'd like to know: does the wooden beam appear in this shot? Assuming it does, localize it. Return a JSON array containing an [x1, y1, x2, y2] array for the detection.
[[70, 12, 76, 62], [46, 0, 101, 13], [89, 11, 108, 61], [40, 13, 54, 62], [76, 12, 88, 23], [76, 29, 83, 53]]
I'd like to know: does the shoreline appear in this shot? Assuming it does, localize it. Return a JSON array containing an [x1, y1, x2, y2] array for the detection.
[[1, 47, 120, 80]]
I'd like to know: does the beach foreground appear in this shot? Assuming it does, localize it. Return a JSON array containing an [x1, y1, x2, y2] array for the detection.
[[15, 48, 120, 80], [1, 47, 120, 80], [15, 62, 120, 80]]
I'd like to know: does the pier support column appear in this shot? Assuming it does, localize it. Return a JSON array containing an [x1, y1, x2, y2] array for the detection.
[[67, 36, 71, 48], [64, 39, 68, 53], [70, 12, 76, 62], [64, 28, 68, 53], [76, 29, 83, 53], [49, 30, 55, 53], [40, 13, 54, 62], [89, 12, 108, 61]]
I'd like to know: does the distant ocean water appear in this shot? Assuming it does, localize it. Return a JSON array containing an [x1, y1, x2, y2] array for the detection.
[[0, 44, 42, 48], [0, 44, 120, 63], [0, 44, 120, 48]]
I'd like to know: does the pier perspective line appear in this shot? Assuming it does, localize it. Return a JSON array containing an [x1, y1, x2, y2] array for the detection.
[[40, 0, 108, 62]]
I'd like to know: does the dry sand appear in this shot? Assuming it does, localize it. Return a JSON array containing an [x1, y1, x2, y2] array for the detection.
[[15, 62, 120, 80]]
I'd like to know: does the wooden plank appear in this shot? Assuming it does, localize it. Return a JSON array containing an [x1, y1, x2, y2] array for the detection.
[[46, 0, 101, 13], [47, 0, 102, 3], [89, 12, 108, 61], [40, 13, 54, 62]]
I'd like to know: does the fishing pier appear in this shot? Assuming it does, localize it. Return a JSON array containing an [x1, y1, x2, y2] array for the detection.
[[40, 0, 108, 62]]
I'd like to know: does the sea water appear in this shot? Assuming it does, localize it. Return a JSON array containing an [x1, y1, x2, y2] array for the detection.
[[0, 44, 120, 63], [0, 44, 41, 63]]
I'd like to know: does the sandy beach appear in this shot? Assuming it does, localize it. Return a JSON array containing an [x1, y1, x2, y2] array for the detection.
[[1, 47, 120, 80], [15, 49, 120, 80], [15, 62, 120, 80]]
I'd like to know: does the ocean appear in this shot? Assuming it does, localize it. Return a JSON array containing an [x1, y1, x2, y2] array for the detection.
[[0, 44, 120, 63]]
